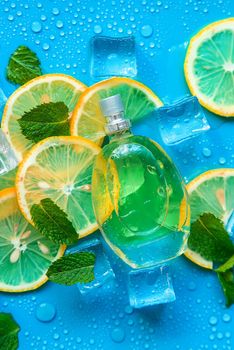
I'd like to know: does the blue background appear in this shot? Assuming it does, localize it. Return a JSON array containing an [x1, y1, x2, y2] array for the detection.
[[0, 0, 233, 349]]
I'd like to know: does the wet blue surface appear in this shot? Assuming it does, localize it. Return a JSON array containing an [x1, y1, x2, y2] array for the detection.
[[0, 0, 233, 349]]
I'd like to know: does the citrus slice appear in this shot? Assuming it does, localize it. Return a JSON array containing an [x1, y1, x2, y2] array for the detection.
[[184, 18, 234, 117], [70, 77, 163, 145], [1, 74, 87, 161], [0, 188, 65, 292], [16, 136, 100, 238], [185, 168, 234, 269], [0, 167, 17, 191]]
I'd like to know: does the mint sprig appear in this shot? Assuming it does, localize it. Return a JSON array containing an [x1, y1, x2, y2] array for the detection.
[[188, 213, 234, 264], [31, 198, 78, 245], [18, 102, 70, 143], [188, 213, 234, 307], [0, 313, 20, 350], [6, 46, 42, 85], [47, 252, 96, 285]]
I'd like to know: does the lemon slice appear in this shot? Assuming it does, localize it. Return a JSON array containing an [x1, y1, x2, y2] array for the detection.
[[70, 77, 163, 145], [1, 74, 86, 161], [184, 18, 234, 117], [16, 136, 100, 238], [185, 168, 234, 269], [0, 188, 65, 292]]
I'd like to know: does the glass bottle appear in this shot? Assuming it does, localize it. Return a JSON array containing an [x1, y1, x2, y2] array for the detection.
[[92, 94, 190, 270]]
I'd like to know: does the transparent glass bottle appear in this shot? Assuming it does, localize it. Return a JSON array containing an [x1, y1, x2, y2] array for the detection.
[[92, 95, 190, 270]]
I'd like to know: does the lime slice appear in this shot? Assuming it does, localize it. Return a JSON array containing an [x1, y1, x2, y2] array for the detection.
[[0, 188, 65, 292], [16, 136, 100, 238], [185, 168, 234, 269], [70, 77, 163, 145], [0, 168, 17, 191], [184, 18, 234, 117], [1, 74, 87, 161]]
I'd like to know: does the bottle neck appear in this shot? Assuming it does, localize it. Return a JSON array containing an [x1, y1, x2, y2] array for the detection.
[[105, 111, 132, 137]]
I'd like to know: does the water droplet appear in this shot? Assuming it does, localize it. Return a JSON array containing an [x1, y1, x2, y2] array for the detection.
[[219, 157, 226, 165], [124, 305, 133, 314], [53, 333, 60, 340], [188, 281, 196, 291], [217, 332, 223, 340], [94, 25, 102, 34], [222, 313, 231, 323], [202, 147, 212, 157], [56, 20, 64, 29], [110, 327, 125, 343], [31, 21, 42, 33], [8, 15, 14, 21], [52, 8, 60, 15], [36, 303, 56, 322], [209, 316, 218, 326], [140, 24, 153, 38], [42, 43, 50, 51]]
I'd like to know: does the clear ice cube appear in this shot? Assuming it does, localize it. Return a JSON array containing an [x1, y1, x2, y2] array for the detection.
[[76, 238, 115, 295], [157, 96, 210, 145], [0, 88, 7, 118], [0, 129, 18, 175], [90, 36, 137, 79], [128, 265, 175, 308]]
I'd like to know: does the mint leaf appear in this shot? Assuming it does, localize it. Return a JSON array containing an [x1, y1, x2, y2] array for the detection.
[[0, 313, 20, 350], [188, 213, 234, 264], [31, 198, 78, 245], [47, 252, 96, 285], [18, 102, 70, 143], [217, 270, 234, 307], [216, 255, 234, 273], [6, 46, 42, 85]]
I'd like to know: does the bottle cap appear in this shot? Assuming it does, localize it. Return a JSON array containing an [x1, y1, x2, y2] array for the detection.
[[100, 94, 124, 116]]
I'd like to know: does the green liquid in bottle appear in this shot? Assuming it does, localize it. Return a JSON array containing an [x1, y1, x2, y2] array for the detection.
[[92, 95, 190, 268]]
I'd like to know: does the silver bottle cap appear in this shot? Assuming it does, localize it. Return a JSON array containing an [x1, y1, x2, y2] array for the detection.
[[100, 94, 124, 116], [100, 94, 131, 135]]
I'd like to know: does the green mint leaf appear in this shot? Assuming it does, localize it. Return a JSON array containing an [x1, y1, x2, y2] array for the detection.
[[217, 270, 234, 307], [0, 313, 20, 350], [188, 213, 234, 264], [6, 46, 42, 85], [31, 198, 78, 245], [18, 102, 70, 143], [47, 252, 96, 285], [216, 255, 234, 273]]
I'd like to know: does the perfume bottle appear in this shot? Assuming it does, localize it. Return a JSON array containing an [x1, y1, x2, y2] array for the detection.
[[92, 94, 190, 269]]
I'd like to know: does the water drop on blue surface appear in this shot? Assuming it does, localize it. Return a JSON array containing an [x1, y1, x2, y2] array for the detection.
[[209, 316, 218, 326], [36, 303, 56, 322], [202, 147, 212, 157], [31, 21, 42, 33], [52, 8, 60, 15], [188, 281, 196, 291], [43, 43, 50, 50], [219, 157, 226, 165], [124, 305, 133, 314], [53, 333, 60, 340], [222, 314, 231, 323], [110, 327, 125, 343], [94, 25, 102, 34], [56, 20, 64, 29], [8, 15, 14, 21], [140, 24, 153, 38]]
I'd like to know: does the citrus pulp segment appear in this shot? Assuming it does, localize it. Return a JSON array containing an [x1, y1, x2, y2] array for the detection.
[[185, 168, 234, 269], [1, 74, 87, 161], [70, 77, 163, 145], [184, 18, 234, 116], [16, 136, 100, 238], [0, 187, 65, 292]]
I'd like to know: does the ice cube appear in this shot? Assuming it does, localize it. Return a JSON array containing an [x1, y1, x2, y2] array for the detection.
[[0, 88, 7, 119], [76, 238, 115, 295], [128, 265, 175, 308], [0, 129, 18, 175], [90, 36, 137, 79], [157, 96, 210, 145]]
